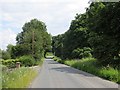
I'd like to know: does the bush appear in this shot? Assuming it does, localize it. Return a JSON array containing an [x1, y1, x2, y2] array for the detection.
[[2, 59, 20, 68], [71, 47, 92, 59], [2, 51, 11, 60], [1, 55, 41, 68], [53, 56, 63, 63], [69, 58, 119, 83], [0, 64, 8, 72], [55, 57, 119, 83], [99, 67, 119, 82], [72, 48, 83, 59], [19, 55, 35, 67], [82, 47, 92, 58]]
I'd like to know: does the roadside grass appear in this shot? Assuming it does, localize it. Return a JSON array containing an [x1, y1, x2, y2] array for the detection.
[[53, 56, 120, 83], [53, 56, 64, 64], [99, 67, 119, 83], [38, 58, 44, 66], [2, 67, 38, 88], [1, 58, 45, 88], [0, 64, 3, 89], [46, 52, 53, 56]]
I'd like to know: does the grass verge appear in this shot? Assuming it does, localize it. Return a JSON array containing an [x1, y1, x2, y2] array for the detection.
[[1, 57, 45, 89], [38, 58, 44, 67], [2, 67, 38, 88], [46, 52, 53, 56], [53, 56, 120, 84]]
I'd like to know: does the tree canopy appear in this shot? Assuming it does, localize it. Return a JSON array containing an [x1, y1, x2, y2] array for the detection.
[[52, 2, 120, 66], [12, 19, 51, 60]]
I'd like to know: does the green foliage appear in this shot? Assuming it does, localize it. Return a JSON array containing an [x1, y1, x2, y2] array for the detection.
[[62, 14, 89, 59], [11, 44, 31, 58], [52, 13, 90, 59], [99, 67, 118, 82], [1, 55, 43, 68], [2, 59, 20, 68], [82, 47, 92, 58], [71, 47, 92, 59], [37, 58, 44, 66], [72, 48, 83, 59], [54, 57, 120, 83], [2, 67, 37, 88], [46, 52, 53, 56], [65, 58, 99, 75], [2, 50, 11, 60], [0, 64, 8, 72], [18, 55, 35, 67], [52, 2, 120, 66], [52, 34, 64, 58], [1, 44, 15, 60], [87, 2, 120, 65], [16, 19, 51, 60], [53, 56, 64, 64], [6, 44, 14, 58], [1, 19, 50, 67], [1, 57, 44, 88]]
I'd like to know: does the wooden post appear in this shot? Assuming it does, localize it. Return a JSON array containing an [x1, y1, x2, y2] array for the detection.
[[16, 62, 20, 68]]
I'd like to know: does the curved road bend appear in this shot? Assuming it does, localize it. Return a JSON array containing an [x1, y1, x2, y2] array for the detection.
[[30, 57, 118, 88]]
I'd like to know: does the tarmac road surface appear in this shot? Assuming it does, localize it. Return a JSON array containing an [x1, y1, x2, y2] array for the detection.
[[30, 57, 118, 89]]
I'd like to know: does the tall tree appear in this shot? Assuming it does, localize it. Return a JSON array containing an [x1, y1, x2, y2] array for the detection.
[[52, 2, 120, 66], [15, 19, 51, 60], [52, 13, 92, 59], [52, 34, 64, 58], [62, 14, 90, 59], [87, 2, 120, 65]]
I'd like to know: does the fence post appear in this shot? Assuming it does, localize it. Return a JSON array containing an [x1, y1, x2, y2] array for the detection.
[[16, 62, 20, 68]]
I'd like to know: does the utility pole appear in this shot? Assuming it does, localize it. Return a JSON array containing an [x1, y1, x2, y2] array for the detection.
[[61, 43, 63, 60], [32, 30, 34, 57]]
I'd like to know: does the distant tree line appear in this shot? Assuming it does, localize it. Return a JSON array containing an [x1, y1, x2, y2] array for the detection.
[[1, 19, 51, 61], [52, 2, 120, 66]]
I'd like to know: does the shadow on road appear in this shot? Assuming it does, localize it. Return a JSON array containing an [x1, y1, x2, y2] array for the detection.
[[50, 63, 95, 77]]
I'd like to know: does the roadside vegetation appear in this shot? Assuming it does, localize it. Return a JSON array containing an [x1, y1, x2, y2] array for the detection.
[[1, 1, 120, 88], [46, 52, 53, 56], [52, 2, 120, 66], [1, 58, 44, 89], [52, 2, 120, 84], [54, 56, 120, 83], [0, 19, 51, 88], [2, 67, 37, 88]]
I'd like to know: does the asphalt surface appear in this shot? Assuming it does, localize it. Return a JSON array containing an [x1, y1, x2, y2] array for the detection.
[[30, 57, 118, 88]]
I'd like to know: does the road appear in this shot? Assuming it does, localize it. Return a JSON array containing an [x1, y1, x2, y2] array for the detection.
[[30, 57, 118, 88]]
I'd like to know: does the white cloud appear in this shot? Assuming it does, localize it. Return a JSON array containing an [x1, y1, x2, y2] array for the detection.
[[0, 0, 89, 3], [2, 13, 14, 22], [0, 29, 17, 50], [0, 0, 90, 49]]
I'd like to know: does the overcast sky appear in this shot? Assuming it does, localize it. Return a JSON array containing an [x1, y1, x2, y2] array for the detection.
[[0, 0, 90, 50]]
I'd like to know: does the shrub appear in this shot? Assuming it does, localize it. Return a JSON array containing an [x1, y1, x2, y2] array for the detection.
[[71, 47, 92, 59], [53, 56, 63, 63], [0, 64, 8, 71], [19, 55, 35, 67], [2, 59, 20, 68], [99, 67, 119, 82], [55, 57, 119, 83], [82, 47, 92, 58], [72, 48, 83, 59], [2, 51, 11, 60]]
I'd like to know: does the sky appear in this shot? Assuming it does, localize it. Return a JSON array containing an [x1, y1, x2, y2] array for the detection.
[[0, 0, 90, 50]]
